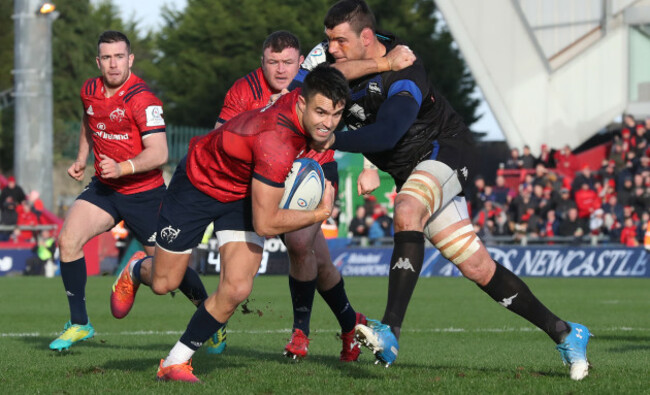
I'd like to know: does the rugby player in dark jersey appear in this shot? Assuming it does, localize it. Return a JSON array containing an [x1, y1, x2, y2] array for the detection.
[[317, 0, 591, 380]]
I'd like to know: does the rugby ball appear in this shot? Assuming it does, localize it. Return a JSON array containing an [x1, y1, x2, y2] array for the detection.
[[279, 158, 325, 210]]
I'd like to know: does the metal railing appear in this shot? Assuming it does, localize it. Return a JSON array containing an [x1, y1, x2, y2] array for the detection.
[[0, 224, 59, 232], [346, 234, 618, 247]]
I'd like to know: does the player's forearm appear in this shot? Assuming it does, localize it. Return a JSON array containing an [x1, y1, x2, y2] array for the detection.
[[127, 143, 168, 174], [76, 122, 92, 163], [253, 207, 329, 237], [333, 94, 419, 153], [331, 57, 393, 80]]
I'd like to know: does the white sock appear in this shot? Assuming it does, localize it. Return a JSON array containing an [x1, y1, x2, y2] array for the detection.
[[128, 257, 144, 284], [162, 341, 195, 367]]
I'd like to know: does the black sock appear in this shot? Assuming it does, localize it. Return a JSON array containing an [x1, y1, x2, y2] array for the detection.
[[318, 278, 356, 333], [479, 262, 570, 344], [289, 276, 317, 336], [178, 267, 208, 307], [382, 231, 424, 339], [180, 303, 224, 351], [60, 257, 88, 325]]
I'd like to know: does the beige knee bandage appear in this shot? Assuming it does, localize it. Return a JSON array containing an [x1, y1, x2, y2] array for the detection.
[[398, 160, 463, 216], [398, 171, 442, 216], [432, 224, 481, 265]]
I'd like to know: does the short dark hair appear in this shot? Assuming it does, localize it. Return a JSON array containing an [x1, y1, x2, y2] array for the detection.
[[97, 30, 131, 56], [262, 30, 301, 54], [324, 0, 377, 35], [301, 65, 349, 108]]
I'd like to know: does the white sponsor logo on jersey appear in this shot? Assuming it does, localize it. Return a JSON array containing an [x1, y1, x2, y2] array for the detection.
[[348, 103, 366, 121], [392, 257, 415, 272], [110, 107, 125, 123], [93, 131, 129, 140], [86, 105, 94, 116], [368, 81, 381, 95], [145, 105, 165, 127], [499, 293, 518, 307], [160, 226, 181, 244], [148, 233, 156, 243], [97, 123, 106, 131]]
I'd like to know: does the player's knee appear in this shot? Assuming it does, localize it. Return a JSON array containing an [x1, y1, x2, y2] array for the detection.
[[221, 277, 253, 305], [57, 231, 83, 259], [399, 160, 462, 219], [457, 250, 495, 285], [151, 278, 177, 295], [393, 201, 425, 231], [431, 222, 482, 266], [285, 239, 311, 262]]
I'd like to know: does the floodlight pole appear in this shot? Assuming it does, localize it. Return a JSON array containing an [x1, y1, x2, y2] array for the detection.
[[12, 0, 56, 210]]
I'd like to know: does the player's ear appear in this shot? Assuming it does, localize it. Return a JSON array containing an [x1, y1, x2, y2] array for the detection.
[[297, 94, 307, 112], [299, 55, 304, 65], [361, 27, 374, 46], [128, 53, 134, 68]]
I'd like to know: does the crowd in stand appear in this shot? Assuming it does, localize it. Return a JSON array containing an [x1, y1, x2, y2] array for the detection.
[[0, 176, 49, 243], [6, 115, 650, 250], [469, 114, 650, 247], [329, 195, 394, 245]]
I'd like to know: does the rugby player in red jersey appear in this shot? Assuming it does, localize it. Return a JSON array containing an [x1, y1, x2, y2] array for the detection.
[[212, 31, 368, 361], [50, 31, 208, 352], [151, 65, 348, 383]]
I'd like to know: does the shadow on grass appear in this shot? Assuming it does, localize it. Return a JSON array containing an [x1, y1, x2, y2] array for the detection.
[[593, 333, 650, 353], [18, 335, 172, 353], [20, 336, 568, 380]]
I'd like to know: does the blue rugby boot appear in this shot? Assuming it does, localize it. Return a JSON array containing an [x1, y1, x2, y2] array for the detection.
[[355, 319, 399, 367], [205, 324, 227, 355], [556, 321, 592, 380], [49, 321, 95, 351]]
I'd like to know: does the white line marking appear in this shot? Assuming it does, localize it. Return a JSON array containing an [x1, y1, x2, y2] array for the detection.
[[2, 326, 648, 338]]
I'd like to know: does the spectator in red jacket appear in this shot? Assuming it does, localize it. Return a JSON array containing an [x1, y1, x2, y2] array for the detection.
[[15, 200, 40, 242], [554, 145, 576, 173], [620, 217, 639, 246], [574, 182, 601, 219]]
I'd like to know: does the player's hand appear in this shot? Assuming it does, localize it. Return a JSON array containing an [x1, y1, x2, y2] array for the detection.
[[67, 161, 86, 181], [98, 154, 121, 179], [269, 89, 289, 105], [386, 45, 416, 71], [357, 168, 380, 195], [316, 180, 335, 221]]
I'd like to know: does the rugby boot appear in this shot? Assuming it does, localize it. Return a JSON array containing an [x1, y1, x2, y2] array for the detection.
[[111, 251, 146, 319], [283, 328, 309, 360], [49, 320, 95, 351], [556, 321, 592, 380], [355, 319, 399, 367], [205, 325, 227, 355], [340, 312, 367, 362], [156, 359, 200, 383]]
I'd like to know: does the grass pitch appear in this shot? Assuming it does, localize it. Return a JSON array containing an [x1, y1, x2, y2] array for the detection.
[[0, 275, 648, 394]]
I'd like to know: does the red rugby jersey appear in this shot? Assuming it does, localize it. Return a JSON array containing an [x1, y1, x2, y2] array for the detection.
[[217, 68, 334, 165], [80, 73, 165, 194], [187, 89, 309, 202]]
